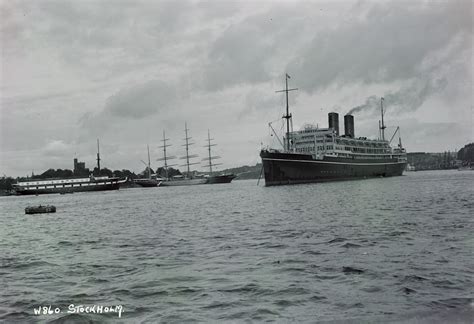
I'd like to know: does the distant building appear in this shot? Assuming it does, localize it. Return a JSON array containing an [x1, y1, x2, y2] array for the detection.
[[73, 158, 89, 176]]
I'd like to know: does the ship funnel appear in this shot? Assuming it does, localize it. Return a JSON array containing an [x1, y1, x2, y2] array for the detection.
[[328, 112, 339, 136], [344, 114, 355, 138]]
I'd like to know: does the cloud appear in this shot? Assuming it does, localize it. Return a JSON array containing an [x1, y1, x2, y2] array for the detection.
[[104, 80, 177, 119], [78, 79, 179, 136], [204, 22, 273, 90], [200, 2, 323, 91], [41, 139, 74, 159], [242, 86, 282, 118], [289, 1, 471, 91]]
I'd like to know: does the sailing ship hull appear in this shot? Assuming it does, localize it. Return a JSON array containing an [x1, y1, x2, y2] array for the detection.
[[13, 178, 126, 195], [206, 174, 236, 184], [134, 179, 161, 187], [260, 150, 406, 186], [160, 178, 207, 186]]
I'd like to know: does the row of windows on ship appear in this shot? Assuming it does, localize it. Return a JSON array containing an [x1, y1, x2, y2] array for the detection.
[[296, 135, 389, 147], [295, 145, 392, 157], [21, 178, 89, 186], [24, 182, 105, 189], [295, 145, 393, 155]]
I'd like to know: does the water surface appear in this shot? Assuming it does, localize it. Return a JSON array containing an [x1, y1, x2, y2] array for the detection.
[[1, 170, 473, 323]]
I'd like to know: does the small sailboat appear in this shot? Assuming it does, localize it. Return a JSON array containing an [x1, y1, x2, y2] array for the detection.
[[159, 124, 207, 186], [134, 145, 161, 187], [203, 130, 236, 184]]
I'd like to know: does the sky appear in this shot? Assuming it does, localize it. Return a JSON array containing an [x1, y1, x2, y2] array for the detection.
[[1, 0, 472, 177]]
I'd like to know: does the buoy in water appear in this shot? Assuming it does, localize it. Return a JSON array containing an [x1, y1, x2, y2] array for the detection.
[[25, 205, 56, 214]]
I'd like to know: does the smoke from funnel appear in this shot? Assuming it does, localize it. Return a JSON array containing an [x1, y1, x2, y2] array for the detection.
[[347, 77, 448, 116], [347, 96, 379, 115]]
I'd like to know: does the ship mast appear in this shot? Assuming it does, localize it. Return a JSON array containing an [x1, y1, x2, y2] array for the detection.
[[158, 130, 176, 179], [181, 122, 199, 176], [147, 145, 151, 178], [380, 97, 386, 141], [184, 123, 190, 174], [203, 129, 221, 175], [140, 144, 152, 179], [96, 139, 101, 175], [276, 74, 298, 151]]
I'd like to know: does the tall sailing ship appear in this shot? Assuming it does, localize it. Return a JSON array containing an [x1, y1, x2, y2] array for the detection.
[[260, 75, 407, 186], [13, 140, 127, 195], [203, 130, 236, 184], [159, 124, 207, 186]]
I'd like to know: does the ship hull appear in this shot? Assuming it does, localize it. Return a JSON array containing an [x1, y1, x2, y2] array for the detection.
[[13, 177, 127, 195], [134, 179, 161, 187], [206, 174, 236, 184], [160, 178, 207, 186], [260, 150, 406, 186], [14, 182, 123, 195]]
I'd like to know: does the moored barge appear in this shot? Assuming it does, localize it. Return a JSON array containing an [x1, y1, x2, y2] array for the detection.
[[13, 176, 127, 195]]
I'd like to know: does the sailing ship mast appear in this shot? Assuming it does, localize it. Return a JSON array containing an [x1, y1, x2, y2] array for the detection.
[[147, 145, 151, 178], [158, 130, 176, 179], [140, 145, 152, 179], [96, 139, 101, 175], [181, 122, 199, 177], [203, 129, 221, 175], [276, 74, 298, 151]]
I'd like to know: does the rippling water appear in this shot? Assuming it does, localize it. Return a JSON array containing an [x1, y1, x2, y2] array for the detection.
[[1, 170, 473, 323]]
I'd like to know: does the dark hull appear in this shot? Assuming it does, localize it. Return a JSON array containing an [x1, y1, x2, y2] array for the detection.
[[14, 182, 122, 195], [206, 174, 236, 184], [134, 179, 159, 187], [260, 150, 406, 186], [25, 205, 56, 214]]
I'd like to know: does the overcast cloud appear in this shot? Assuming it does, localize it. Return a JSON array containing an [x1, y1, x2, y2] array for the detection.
[[1, 0, 472, 176]]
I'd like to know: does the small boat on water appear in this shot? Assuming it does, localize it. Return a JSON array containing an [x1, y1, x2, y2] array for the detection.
[[25, 205, 56, 214]]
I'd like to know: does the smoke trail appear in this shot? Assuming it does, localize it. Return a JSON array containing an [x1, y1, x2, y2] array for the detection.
[[347, 96, 379, 115], [347, 76, 448, 116]]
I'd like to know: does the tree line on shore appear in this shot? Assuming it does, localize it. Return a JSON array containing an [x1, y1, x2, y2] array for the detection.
[[406, 143, 474, 171]]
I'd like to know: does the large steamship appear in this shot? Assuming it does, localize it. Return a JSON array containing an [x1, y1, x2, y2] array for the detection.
[[260, 75, 407, 186]]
